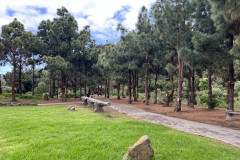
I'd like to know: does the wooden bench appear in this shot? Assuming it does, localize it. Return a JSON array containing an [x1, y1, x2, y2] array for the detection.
[[81, 96, 110, 112], [226, 110, 240, 121]]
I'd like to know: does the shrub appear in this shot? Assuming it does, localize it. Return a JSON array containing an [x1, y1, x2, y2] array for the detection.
[[2, 93, 12, 98], [199, 78, 208, 90], [199, 91, 220, 109]]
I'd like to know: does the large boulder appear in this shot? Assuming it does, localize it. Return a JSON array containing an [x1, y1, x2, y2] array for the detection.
[[123, 135, 154, 160]]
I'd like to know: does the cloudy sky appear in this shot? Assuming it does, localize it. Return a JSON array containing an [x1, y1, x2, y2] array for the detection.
[[0, 0, 156, 74], [0, 0, 156, 44]]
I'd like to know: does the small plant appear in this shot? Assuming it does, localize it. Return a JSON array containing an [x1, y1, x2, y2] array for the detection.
[[105, 113, 112, 118]]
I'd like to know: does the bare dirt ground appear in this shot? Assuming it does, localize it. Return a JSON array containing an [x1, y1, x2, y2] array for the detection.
[[106, 96, 240, 130]]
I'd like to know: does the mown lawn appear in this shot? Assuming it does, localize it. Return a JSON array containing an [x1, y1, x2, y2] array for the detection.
[[0, 105, 239, 160]]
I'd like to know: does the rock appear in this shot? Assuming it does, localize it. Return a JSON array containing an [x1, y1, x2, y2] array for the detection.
[[44, 93, 48, 101], [68, 106, 76, 111], [143, 100, 145, 103], [94, 104, 104, 112], [87, 101, 95, 108], [189, 103, 194, 108], [123, 135, 154, 160]]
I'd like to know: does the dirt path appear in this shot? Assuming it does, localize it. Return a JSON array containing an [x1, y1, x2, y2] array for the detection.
[[98, 98, 240, 148]]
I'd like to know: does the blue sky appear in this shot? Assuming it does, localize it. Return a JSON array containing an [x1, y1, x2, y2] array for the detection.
[[0, 0, 156, 74]]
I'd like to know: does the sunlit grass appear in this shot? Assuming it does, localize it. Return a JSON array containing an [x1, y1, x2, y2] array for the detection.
[[0, 105, 239, 160]]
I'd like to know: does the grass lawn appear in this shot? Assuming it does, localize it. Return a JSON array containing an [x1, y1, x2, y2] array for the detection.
[[0, 106, 239, 160]]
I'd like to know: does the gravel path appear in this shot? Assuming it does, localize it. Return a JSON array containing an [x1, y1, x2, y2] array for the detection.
[[98, 98, 240, 148]]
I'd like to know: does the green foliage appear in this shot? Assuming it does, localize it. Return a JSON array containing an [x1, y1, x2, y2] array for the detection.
[[165, 63, 176, 73], [234, 81, 240, 93], [1, 86, 11, 93], [1, 93, 42, 100], [18, 94, 43, 100], [34, 86, 49, 94], [199, 78, 208, 90]]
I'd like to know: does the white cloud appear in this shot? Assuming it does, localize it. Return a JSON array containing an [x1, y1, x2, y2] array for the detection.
[[0, 0, 156, 42]]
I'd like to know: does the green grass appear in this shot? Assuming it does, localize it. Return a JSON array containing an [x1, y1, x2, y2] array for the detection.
[[0, 106, 239, 160]]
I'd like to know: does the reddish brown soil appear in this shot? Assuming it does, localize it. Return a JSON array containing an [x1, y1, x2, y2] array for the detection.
[[107, 97, 240, 130]]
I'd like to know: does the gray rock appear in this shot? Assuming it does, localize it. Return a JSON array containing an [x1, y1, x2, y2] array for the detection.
[[94, 104, 104, 112], [82, 99, 88, 105], [226, 110, 235, 121], [123, 135, 154, 160], [87, 101, 94, 108], [189, 103, 194, 108], [68, 106, 76, 111]]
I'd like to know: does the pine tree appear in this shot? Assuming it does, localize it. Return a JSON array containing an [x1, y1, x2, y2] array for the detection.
[[209, 0, 240, 111], [136, 6, 152, 105], [38, 7, 78, 101], [1, 19, 32, 101]]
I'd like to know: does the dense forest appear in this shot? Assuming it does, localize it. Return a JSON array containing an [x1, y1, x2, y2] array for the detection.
[[0, 0, 240, 112]]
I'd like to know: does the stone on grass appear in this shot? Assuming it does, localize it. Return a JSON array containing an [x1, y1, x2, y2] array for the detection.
[[68, 106, 76, 111], [123, 135, 154, 160], [189, 103, 194, 108]]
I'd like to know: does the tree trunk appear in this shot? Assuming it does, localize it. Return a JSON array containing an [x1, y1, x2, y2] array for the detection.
[[98, 84, 100, 96], [100, 84, 102, 96], [148, 74, 151, 100], [32, 60, 35, 96], [128, 70, 132, 104], [19, 65, 22, 95], [12, 63, 16, 101], [228, 62, 235, 111], [66, 78, 68, 98], [187, 68, 192, 106], [74, 74, 77, 98], [165, 72, 174, 106], [104, 79, 107, 97], [57, 76, 59, 98], [61, 74, 66, 102], [169, 54, 174, 103], [137, 73, 139, 98], [51, 78, 55, 98], [122, 84, 125, 98], [117, 83, 120, 100], [207, 67, 213, 110], [49, 78, 51, 97], [0, 74, 2, 94], [228, 35, 235, 111], [107, 79, 110, 98], [154, 71, 158, 104], [79, 77, 82, 99], [192, 71, 197, 104], [133, 71, 137, 101], [84, 82, 87, 96], [145, 55, 149, 105], [175, 57, 184, 112]]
